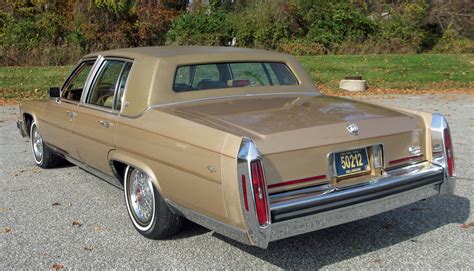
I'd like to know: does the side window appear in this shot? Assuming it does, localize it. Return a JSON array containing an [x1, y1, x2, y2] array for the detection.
[[268, 63, 298, 85], [61, 61, 94, 102], [114, 62, 132, 110], [87, 60, 124, 108]]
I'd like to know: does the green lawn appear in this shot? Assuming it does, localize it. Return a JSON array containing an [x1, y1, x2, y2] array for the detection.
[[0, 54, 473, 101], [299, 54, 474, 91], [0, 65, 73, 101]]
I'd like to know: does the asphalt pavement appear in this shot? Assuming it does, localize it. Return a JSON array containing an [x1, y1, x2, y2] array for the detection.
[[1, 93, 473, 269]]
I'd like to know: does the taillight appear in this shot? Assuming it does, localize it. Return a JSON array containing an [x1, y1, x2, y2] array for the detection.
[[431, 114, 455, 178], [443, 128, 455, 177], [250, 160, 269, 226]]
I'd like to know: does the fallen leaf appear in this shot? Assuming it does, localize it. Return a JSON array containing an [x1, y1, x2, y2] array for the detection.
[[51, 263, 64, 270], [373, 258, 383, 264], [1, 226, 12, 233], [84, 244, 94, 251], [460, 222, 474, 229], [72, 220, 82, 227], [94, 225, 110, 232]]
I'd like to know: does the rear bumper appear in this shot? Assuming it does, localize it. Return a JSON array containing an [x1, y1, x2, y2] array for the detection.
[[249, 161, 452, 248], [167, 161, 453, 249], [270, 163, 444, 223], [16, 120, 28, 137]]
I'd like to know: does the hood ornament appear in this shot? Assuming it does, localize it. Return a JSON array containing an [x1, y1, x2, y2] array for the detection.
[[346, 123, 359, 135]]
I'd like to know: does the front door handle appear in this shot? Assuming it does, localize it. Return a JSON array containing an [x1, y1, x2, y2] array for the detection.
[[98, 120, 112, 128]]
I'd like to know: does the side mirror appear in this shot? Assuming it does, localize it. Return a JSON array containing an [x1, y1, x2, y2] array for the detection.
[[49, 87, 60, 99]]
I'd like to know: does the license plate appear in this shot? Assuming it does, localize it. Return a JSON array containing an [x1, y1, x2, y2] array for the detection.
[[334, 148, 370, 177]]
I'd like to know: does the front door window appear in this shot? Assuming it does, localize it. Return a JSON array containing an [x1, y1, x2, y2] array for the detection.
[[61, 61, 95, 102]]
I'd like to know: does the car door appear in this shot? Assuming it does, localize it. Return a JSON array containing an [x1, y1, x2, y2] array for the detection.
[[41, 59, 96, 159], [73, 59, 133, 175]]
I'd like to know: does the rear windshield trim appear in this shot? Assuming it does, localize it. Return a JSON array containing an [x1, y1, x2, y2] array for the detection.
[[172, 61, 299, 93]]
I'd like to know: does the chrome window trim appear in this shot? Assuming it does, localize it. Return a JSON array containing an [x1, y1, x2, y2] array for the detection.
[[172, 61, 301, 93], [80, 55, 105, 104], [79, 56, 134, 115], [114, 62, 133, 112], [60, 57, 98, 103], [151, 92, 320, 109], [78, 103, 120, 115]]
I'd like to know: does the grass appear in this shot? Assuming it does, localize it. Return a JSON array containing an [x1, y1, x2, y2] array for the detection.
[[0, 54, 473, 102], [0, 65, 73, 101], [299, 54, 474, 91]]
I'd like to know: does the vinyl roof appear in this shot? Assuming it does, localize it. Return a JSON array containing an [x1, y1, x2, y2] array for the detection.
[[85, 46, 287, 60]]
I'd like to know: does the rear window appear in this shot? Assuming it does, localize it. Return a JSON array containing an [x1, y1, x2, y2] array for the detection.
[[173, 62, 298, 92]]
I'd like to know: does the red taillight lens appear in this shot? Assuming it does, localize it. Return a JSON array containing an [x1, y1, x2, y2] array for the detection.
[[250, 160, 269, 226], [444, 128, 455, 177]]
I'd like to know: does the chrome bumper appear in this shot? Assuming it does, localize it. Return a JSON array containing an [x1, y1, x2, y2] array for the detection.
[[167, 162, 453, 249], [16, 120, 28, 137], [260, 162, 453, 248]]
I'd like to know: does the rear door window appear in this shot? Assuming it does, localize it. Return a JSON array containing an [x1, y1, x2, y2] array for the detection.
[[86, 59, 133, 110]]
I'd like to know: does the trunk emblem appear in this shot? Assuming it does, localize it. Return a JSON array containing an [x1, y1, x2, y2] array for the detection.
[[409, 146, 422, 155], [346, 123, 359, 135]]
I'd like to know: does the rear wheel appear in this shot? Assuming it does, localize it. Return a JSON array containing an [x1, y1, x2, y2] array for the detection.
[[124, 166, 183, 239], [30, 122, 62, 168]]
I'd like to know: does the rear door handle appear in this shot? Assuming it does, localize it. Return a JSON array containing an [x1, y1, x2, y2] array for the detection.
[[66, 111, 76, 120], [98, 120, 112, 128]]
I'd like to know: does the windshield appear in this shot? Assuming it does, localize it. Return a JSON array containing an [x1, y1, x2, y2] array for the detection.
[[173, 62, 298, 92]]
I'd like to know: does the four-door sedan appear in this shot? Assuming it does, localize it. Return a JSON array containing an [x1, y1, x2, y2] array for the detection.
[[17, 46, 455, 248]]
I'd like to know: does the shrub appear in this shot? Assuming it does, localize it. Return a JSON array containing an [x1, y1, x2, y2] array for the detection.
[[431, 29, 474, 54], [333, 37, 417, 55], [278, 39, 327, 55], [166, 9, 234, 46], [233, 2, 304, 49], [301, 1, 378, 50], [376, 2, 428, 53], [135, 4, 180, 46]]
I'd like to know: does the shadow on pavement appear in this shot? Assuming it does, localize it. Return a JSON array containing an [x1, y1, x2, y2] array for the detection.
[[214, 195, 470, 269]]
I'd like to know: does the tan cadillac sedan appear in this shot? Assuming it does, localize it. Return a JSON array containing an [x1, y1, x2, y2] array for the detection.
[[17, 47, 455, 248]]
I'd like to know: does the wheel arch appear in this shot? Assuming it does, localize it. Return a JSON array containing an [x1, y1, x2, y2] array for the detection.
[[23, 113, 34, 137], [108, 150, 165, 194]]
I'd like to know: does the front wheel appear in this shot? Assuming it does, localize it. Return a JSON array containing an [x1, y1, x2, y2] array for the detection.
[[124, 166, 183, 239], [30, 122, 62, 168]]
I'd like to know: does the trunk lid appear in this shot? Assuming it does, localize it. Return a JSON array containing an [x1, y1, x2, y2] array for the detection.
[[163, 94, 426, 192]]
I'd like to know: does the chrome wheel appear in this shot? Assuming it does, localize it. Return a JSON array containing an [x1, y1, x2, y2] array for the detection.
[[31, 124, 43, 164], [127, 168, 155, 227]]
